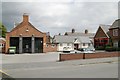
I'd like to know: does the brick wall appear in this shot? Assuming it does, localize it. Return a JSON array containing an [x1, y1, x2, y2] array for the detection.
[[44, 43, 57, 53], [59, 52, 120, 61], [60, 53, 84, 61], [109, 28, 120, 40], [85, 52, 120, 59]]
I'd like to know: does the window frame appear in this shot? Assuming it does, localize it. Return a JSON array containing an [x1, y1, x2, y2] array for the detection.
[[113, 29, 118, 36]]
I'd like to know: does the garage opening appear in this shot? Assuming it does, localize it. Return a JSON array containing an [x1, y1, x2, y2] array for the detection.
[[35, 37, 43, 53], [23, 37, 32, 53], [10, 37, 19, 53]]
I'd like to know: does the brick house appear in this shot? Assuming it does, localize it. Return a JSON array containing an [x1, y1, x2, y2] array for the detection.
[[5, 14, 57, 53], [109, 19, 120, 48], [94, 24, 110, 48]]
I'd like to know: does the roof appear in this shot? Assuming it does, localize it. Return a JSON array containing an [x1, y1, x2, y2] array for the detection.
[[53, 35, 91, 43], [99, 24, 110, 34], [94, 24, 110, 38], [11, 22, 44, 34], [110, 19, 120, 29], [65, 32, 95, 38]]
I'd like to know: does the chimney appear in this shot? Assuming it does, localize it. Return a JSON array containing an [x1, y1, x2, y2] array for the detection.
[[72, 28, 75, 33], [58, 33, 61, 35], [23, 13, 29, 23], [85, 29, 88, 34]]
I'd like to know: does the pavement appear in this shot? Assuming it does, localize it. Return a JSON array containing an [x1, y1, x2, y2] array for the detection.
[[0, 52, 119, 78], [1, 52, 60, 64]]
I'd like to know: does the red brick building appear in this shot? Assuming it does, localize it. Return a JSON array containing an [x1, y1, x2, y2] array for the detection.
[[109, 19, 120, 48], [94, 19, 120, 48], [94, 24, 110, 48], [5, 14, 57, 53]]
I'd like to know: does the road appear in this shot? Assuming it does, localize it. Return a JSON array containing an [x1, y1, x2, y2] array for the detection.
[[1, 53, 119, 78]]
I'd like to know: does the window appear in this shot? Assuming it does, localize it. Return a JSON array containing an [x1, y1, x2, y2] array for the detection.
[[88, 43, 91, 46], [46, 44, 49, 47], [67, 43, 70, 46], [83, 43, 85, 46], [52, 44, 55, 48], [0, 44, 1, 47], [113, 29, 118, 36], [60, 43, 62, 46], [2, 44, 4, 47]]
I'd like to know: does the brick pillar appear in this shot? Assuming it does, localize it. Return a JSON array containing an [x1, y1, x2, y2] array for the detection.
[[32, 36, 35, 53], [19, 36, 22, 53]]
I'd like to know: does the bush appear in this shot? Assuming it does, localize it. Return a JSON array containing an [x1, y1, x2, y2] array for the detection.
[[105, 47, 120, 51], [105, 47, 116, 52], [95, 46, 105, 50], [116, 47, 120, 51]]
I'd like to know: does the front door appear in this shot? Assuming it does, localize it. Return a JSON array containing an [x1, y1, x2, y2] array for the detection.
[[23, 37, 31, 53], [74, 44, 79, 50]]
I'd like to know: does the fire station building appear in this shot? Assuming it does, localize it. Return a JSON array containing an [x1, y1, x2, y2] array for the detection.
[[5, 14, 57, 53]]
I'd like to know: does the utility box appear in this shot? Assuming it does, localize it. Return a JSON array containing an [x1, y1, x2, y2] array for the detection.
[[9, 47, 16, 54]]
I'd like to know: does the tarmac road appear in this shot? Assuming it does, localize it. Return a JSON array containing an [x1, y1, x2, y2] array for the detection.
[[1, 53, 119, 78]]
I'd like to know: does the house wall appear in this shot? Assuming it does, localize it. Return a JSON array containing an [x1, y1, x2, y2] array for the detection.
[[57, 43, 92, 51], [57, 43, 74, 51], [94, 27, 108, 38], [109, 28, 120, 47], [79, 43, 92, 48], [44, 43, 57, 52], [109, 28, 120, 40], [94, 27, 109, 48]]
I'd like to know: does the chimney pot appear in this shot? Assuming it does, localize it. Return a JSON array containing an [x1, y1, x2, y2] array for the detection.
[[72, 28, 75, 33], [85, 29, 88, 34], [23, 13, 29, 23]]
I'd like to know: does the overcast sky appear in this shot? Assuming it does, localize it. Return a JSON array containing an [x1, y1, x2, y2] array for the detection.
[[1, 0, 119, 36]]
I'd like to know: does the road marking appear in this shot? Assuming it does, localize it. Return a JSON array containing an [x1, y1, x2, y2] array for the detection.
[[0, 70, 13, 79]]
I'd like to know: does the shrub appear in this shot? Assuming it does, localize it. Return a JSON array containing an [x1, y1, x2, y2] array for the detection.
[[95, 46, 105, 50], [105, 47, 115, 52], [116, 47, 120, 51]]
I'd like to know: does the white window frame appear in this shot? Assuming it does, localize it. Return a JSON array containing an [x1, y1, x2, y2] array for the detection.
[[60, 43, 62, 46], [67, 43, 70, 46], [52, 44, 55, 48], [46, 44, 49, 47], [83, 43, 85, 46], [113, 29, 118, 36]]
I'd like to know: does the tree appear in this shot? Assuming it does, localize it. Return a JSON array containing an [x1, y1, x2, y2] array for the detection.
[[0, 22, 7, 38]]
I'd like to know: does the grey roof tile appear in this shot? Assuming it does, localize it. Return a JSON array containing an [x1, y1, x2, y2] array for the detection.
[[110, 19, 120, 28], [53, 35, 91, 43]]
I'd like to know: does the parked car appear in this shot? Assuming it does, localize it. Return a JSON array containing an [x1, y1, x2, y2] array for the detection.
[[76, 47, 95, 53], [83, 49, 95, 53], [63, 47, 71, 53], [78, 48, 86, 51], [70, 50, 82, 53], [87, 46, 95, 51], [9, 47, 16, 54], [78, 46, 95, 52]]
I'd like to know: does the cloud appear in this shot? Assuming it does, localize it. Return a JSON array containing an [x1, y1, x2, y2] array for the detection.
[[2, 0, 120, 2], [2, 2, 118, 36]]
